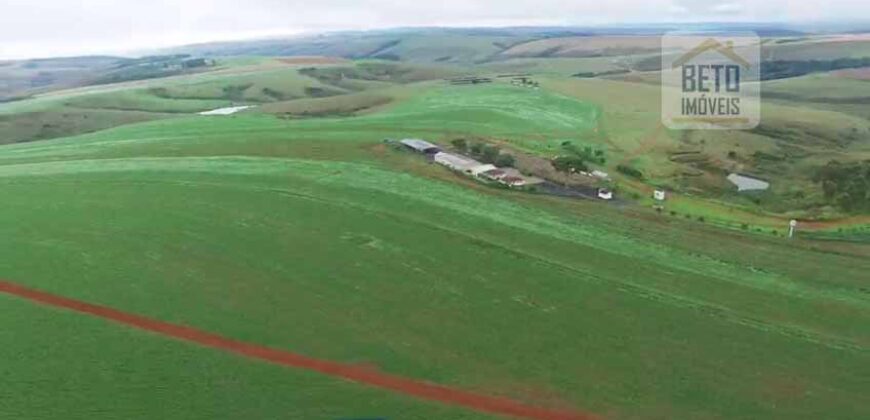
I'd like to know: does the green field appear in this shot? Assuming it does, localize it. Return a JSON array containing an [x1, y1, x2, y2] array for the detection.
[[2, 29, 870, 419], [1, 95, 869, 418]]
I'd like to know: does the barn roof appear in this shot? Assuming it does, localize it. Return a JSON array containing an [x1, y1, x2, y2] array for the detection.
[[400, 139, 440, 152]]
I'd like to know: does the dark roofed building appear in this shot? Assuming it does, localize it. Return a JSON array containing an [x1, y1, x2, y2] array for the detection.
[[501, 176, 527, 187], [481, 169, 507, 180], [400, 139, 441, 154]]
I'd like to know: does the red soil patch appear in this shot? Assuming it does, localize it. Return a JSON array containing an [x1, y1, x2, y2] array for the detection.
[[831, 67, 870, 80], [0, 280, 596, 420], [278, 56, 348, 65], [798, 215, 870, 230]]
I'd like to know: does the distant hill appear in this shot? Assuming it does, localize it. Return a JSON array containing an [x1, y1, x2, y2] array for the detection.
[[0, 56, 123, 101], [165, 25, 810, 64], [0, 54, 215, 101]]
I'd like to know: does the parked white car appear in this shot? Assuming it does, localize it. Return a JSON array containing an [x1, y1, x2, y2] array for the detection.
[[597, 188, 614, 200]]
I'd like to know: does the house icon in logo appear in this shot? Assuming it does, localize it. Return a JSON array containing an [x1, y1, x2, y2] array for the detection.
[[672, 38, 752, 69]]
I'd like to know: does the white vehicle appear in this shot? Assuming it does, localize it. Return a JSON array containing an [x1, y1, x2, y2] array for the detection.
[[597, 188, 614, 200]]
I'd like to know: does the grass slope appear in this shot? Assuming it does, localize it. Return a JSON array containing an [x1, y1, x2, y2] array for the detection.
[[1, 295, 491, 420], [0, 108, 867, 419]]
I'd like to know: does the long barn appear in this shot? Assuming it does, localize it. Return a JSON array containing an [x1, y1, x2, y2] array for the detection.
[[400, 139, 441, 154]]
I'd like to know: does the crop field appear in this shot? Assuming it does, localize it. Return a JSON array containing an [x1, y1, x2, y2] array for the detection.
[[764, 74, 870, 119], [146, 67, 345, 102], [480, 56, 632, 77], [357, 84, 600, 151], [764, 39, 870, 61], [1, 289, 492, 420], [2, 29, 870, 419], [64, 88, 233, 113], [1, 82, 869, 418], [3, 68, 869, 220]]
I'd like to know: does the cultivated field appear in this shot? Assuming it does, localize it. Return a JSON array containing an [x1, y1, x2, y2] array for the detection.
[[1, 28, 869, 420], [1, 92, 869, 419]]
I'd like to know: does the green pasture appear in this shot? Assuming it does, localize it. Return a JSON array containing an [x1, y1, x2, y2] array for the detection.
[[0, 295, 493, 420], [63, 88, 231, 113], [0, 59, 869, 419]]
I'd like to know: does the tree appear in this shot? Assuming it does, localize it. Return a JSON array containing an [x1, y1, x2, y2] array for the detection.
[[481, 145, 501, 164], [616, 164, 644, 180], [469, 142, 483, 155], [451, 138, 468, 152], [814, 160, 870, 212], [552, 156, 588, 173], [495, 154, 516, 168]]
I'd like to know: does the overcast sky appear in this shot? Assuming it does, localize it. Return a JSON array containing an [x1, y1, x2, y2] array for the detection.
[[1, 0, 868, 59]]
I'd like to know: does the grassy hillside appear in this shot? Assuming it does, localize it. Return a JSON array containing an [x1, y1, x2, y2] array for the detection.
[[1, 30, 870, 418], [4, 60, 870, 216], [0, 56, 122, 100], [0, 110, 867, 419], [0, 59, 465, 144], [1, 294, 491, 420], [545, 75, 870, 217], [168, 28, 546, 63], [764, 73, 870, 119]]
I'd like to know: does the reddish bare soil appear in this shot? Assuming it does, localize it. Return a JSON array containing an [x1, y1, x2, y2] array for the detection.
[[0, 280, 596, 420], [831, 67, 870, 80]]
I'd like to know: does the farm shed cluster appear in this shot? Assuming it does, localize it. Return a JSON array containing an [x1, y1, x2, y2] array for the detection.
[[401, 138, 542, 187]]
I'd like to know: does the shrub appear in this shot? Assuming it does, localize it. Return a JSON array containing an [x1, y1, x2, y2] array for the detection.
[[616, 164, 644, 180], [551, 156, 588, 173], [481, 145, 501, 163], [494, 154, 516, 168], [814, 160, 870, 212]]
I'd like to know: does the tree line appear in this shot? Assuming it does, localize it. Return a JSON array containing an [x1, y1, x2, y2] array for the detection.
[[761, 57, 870, 80], [814, 160, 870, 212]]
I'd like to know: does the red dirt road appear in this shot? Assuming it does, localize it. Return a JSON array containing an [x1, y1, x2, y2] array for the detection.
[[0, 280, 596, 420]]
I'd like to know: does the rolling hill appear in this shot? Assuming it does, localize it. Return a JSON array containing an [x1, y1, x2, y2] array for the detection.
[[1, 25, 870, 420]]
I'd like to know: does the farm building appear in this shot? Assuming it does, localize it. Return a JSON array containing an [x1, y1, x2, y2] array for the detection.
[[501, 176, 527, 187], [434, 152, 481, 173], [401, 139, 441, 154], [591, 170, 610, 180], [431, 152, 543, 188], [481, 168, 507, 180], [470, 164, 498, 177], [727, 173, 770, 192]]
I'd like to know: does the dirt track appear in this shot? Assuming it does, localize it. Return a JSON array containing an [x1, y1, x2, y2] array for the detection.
[[0, 280, 596, 420]]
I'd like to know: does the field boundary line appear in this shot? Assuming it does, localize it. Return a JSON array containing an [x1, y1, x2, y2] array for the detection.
[[0, 280, 595, 420]]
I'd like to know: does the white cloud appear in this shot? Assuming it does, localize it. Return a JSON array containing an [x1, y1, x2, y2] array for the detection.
[[712, 3, 744, 14], [0, 0, 866, 59]]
